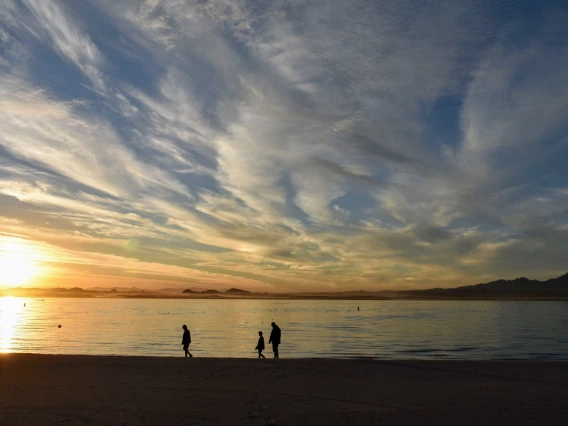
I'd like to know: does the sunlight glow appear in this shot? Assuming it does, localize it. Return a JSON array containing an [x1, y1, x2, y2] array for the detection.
[[0, 296, 24, 353], [0, 240, 41, 286]]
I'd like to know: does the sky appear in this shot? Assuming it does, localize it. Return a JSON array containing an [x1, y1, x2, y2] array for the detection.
[[0, 0, 567, 292]]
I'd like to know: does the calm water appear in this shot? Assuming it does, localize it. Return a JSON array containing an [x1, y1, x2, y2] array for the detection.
[[1, 297, 567, 359]]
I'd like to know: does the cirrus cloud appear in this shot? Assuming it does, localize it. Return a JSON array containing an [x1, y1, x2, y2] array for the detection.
[[0, 0, 567, 291]]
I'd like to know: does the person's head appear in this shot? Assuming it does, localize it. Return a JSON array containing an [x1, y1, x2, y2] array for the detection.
[[258, 331, 263, 336], [271, 322, 276, 327], [182, 325, 187, 330]]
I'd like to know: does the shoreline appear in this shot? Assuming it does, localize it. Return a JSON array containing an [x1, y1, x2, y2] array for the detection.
[[3, 293, 568, 300], [4, 352, 568, 361], [2, 354, 567, 425]]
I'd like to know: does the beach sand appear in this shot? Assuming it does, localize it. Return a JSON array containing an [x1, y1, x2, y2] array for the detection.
[[1, 354, 567, 425]]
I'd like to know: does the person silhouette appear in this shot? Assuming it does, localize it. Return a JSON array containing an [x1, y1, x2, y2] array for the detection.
[[182, 325, 193, 358], [268, 322, 281, 359], [255, 331, 266, 359]]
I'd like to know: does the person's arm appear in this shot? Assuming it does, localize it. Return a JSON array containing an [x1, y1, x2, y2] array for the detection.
[[188, 331, 191, 344]]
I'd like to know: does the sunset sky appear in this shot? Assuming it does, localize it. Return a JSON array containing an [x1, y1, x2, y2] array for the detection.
[[0, 0, 567, 292]]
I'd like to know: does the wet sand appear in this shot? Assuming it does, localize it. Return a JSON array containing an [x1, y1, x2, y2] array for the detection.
[[1, 354, 567, 425]]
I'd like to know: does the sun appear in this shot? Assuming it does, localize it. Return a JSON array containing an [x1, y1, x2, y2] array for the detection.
[[0, 240, 40, 286]]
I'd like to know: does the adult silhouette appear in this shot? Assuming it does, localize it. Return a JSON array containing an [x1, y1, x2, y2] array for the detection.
[[182, 325, 193, 358], [268, 322, 281, 359]]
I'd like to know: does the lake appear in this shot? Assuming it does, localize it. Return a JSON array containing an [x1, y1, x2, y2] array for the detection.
[[1, 297, 567, 359]]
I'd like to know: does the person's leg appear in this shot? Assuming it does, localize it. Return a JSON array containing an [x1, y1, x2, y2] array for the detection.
[[260, 350, 265, 359]]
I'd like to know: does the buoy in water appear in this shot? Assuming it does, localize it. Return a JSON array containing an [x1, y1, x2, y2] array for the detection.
[[58, 325, 61, 328]]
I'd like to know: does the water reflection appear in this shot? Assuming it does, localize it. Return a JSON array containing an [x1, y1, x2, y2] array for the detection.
[[1, 298, 567, 359], [0, 296, 25, 352]]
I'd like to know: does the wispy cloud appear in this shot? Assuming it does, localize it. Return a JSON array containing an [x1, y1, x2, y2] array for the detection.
[[0, 0, 567, 290], [3, 0, 106, 91]]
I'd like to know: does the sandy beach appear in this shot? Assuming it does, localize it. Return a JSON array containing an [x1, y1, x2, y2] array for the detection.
[[1, 354, 567, 425]]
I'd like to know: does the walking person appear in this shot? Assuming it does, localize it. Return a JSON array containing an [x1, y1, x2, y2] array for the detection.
[[255, 331, 266, 359], [182, 325, 193, 358], [268, 322, 281, 359]]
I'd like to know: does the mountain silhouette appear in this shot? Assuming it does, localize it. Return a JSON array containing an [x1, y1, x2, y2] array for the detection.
[[224, 287, 251, 294], [412, 273, 568, 297]]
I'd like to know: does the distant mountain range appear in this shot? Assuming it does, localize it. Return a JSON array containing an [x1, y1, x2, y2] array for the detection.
[[2, 274, 567, 299], [183, 287, 251, 294], [404, 273, 568, 298], [87, 286, 144, 292]]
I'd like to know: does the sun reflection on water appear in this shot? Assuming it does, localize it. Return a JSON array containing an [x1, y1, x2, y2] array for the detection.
[[0, 296, 24, 353]]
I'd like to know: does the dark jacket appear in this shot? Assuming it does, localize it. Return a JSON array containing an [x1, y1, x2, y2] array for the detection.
[[182, 329, 191, 345], [269, 325, 281, 345], [255, 336, 265, 351]]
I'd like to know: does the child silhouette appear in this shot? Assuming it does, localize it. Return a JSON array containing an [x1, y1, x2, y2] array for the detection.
[[255, 331, 266, 359]]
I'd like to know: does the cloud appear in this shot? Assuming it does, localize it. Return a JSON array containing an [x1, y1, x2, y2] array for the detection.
[[0, 0, 567, 291], [2, 0, 106, 91], [0, 74, 192, 199]]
